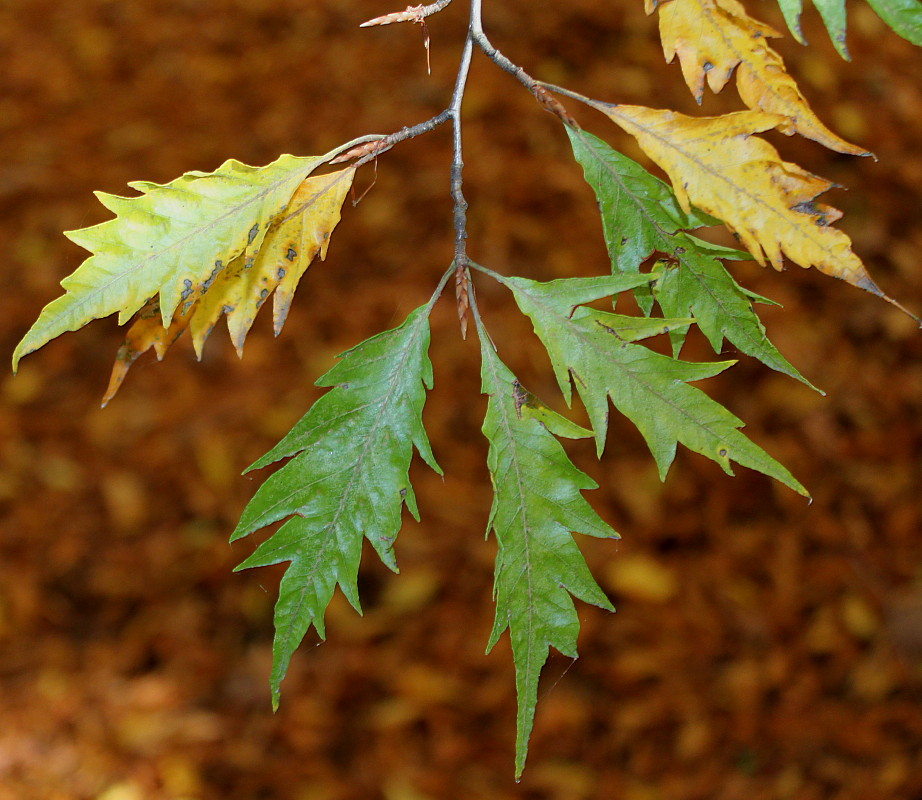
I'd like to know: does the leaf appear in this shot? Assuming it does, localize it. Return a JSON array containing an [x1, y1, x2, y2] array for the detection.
[[652, 0, 866, 153], [495, 272, 808, 495], [590, 102, 903, 306], [565, 127, 715, 312], [12, 137, 371, 373], [12, 154, 316, 370], [186, 168, 355, 358], [653, 241, 815, 387], [101, 296, 195, 407], [566, 127, 717, 275], [776, 0, 807, 43], [477, 330, 616, 778], [98, 166, 354, 402], [231, 305, 441, 706], [865, 0, 922, 46], [566, 129, 811, 385], [813, 0, 850, 58]]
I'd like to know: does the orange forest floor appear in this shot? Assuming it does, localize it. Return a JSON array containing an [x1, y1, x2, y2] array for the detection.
[[1, 1, 921, 798]]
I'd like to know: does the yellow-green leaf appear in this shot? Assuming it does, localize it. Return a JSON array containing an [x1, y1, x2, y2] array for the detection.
[[12, 147, 353, 372]]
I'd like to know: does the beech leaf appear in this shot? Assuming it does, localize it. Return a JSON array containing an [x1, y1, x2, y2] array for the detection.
[[231, 305, 440, 706], [566, 128, 810, 385], [590, 102, 915, 318], [186, 167, 355, 358], [493, 272, 808, 495], [653, 241, 815, 388], [478, 330, 615, 778], [12, 138, 372, 379], [813, 0, 850, 58], [865, 0, 922, 46], [652, 0, 867, 154]]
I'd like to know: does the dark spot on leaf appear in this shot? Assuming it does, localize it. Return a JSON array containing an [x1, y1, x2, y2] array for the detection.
[[718, 448, 728, 457], [675, 246, 685, 254], [214, 259, 223, 269], [203, 263, 223, 292], [247, 223, 259, 244], [598, 321, 625, 341], [703, 61, 713, 72], [512, 380, 527, 416], [792, 200, 817, 215], [180, 279, 193, 301], [286, 248, 297, 262], [399, 488, 407, 498], [259, 289, 268, 299], [621, 236, 629, 245], [222, 304, 233, 314], [277, 267, 286, 280]]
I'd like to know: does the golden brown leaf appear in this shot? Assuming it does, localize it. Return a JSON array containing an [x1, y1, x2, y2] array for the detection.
[[594, 102, 887, 295], [102, 298, 195, 407], [653, 0, 868, 155]]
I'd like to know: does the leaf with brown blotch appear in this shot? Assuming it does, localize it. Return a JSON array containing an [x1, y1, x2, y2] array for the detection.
[[189, 166, 355, 359], [102, 167, 356, 403], [267, 168, 355, 337], [652, 0, 868, 156], [591, 102, 914, 315]]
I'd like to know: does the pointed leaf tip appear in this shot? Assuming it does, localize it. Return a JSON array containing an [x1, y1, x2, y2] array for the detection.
[[233, 304, 440, 708], [477, 324, 616, 776]]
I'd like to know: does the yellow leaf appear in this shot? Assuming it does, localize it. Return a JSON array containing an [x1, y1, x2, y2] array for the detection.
[[188, 167, 355, 358], [653, 0, 868, 155], [593, 102, 892, 297], [268, 168, 355, 337]]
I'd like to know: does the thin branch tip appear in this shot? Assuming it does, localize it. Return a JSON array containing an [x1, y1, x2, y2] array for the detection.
[[360, 0, 453, 28]]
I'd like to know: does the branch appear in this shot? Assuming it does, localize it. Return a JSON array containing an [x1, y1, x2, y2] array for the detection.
[[449, 11, 475, 336], [329, 110, 452, 166], [360, 1, 454, 28], [470, 13, 579, 127], [348, 0, 580, 334]]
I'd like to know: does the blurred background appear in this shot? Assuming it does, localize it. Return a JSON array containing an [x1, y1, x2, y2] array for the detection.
[[1, 1, 921, 798]]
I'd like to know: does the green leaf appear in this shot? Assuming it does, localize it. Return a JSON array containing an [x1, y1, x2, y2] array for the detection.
[[497, 273, 808, 495], [566, 129, 805, 385], [653, 241, 817, 389], [813, 0, 850, 58], [865, 0, 922, 45], [478, 331, 615, 779], [777, 0, 807, 43], [566, 127, 717, 312], [231, 304, 441, 707], [12, 141, 367, 372]]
